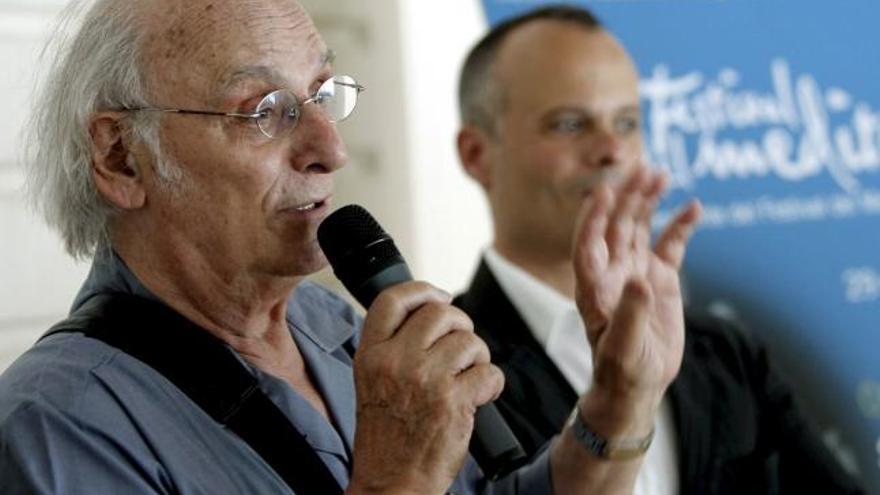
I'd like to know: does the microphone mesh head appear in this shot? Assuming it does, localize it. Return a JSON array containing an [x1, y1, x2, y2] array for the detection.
[[318, 204, 410, 307], [317, 204, 400, 269]]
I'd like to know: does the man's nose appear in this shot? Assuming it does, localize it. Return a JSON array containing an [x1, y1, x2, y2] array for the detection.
[[584, 127, 623, 169], [287, 103, 348, 174]]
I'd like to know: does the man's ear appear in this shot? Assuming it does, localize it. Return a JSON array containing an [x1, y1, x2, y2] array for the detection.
[[456, 125, 494, 191], [89, 112, 147, 210]]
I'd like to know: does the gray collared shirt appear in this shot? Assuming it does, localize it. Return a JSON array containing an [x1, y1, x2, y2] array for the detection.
[[0, 252, 551, 494]]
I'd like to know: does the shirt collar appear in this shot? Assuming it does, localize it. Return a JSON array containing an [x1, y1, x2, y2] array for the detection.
[[286, 282, 357, 353], [483, 247, 579, 350], [71, 247, 161, 312]]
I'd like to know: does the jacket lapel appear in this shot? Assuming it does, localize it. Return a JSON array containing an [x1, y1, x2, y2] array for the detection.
[[454, 259, 578, 455]]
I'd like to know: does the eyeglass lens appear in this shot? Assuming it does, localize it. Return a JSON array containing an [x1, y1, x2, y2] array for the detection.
[[254, 75, 360, 138]]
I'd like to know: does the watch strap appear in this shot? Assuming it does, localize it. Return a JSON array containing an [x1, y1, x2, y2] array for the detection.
[[567, 404, 654, 461]]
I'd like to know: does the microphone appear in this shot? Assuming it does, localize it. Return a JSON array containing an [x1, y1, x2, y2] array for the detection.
[[317, 204, 527, 480]]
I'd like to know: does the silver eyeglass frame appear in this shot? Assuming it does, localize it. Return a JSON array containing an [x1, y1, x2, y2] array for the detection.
[[123, 75, 365, 138]]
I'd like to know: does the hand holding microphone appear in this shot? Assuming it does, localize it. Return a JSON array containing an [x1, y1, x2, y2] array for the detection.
[[318, 205, 525, 492]]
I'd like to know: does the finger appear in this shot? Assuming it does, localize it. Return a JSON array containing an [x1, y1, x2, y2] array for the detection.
[[455, 362, 505, 408], [572, 183, 613, 281], [633, 171, 668, 271], [654, 199, 703, 269], [606, 168, 648, 262], [427, 329, 491, 375], [361, 281, 452, 347], [635, 171, 667, 234], [395, 303, 474, 352]]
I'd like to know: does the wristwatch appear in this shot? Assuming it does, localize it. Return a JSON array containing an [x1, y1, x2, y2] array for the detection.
[[567, 404, 654, 461]]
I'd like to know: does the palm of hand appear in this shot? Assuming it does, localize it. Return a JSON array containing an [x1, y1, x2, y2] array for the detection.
[[586, 245, 685, 392], [574, 168, 701, 396]]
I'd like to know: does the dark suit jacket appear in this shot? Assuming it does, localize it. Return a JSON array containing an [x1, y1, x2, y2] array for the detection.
[[454, 260, 864, 495]]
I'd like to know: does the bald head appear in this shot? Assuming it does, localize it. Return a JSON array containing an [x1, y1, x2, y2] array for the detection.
[[491, 20, 639, 126]]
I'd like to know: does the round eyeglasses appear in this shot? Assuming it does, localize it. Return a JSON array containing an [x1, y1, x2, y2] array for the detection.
[[125, 75, 365, 138]]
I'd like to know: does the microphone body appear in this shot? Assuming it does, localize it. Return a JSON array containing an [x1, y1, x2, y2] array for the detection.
[[318, 205, 527, 480]]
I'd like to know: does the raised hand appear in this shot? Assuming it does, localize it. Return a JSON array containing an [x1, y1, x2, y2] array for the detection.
[[347, 282, 503, 495], [573, 165, 701, 399]]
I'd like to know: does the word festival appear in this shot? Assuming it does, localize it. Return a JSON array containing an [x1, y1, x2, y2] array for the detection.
[[642, 59, 880, 194]]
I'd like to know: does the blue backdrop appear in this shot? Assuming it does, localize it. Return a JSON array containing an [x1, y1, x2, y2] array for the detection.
[[482, 0, 880, 488]]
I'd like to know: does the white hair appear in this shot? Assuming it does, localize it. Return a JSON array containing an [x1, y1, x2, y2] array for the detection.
[[25, 0, 180, 260]]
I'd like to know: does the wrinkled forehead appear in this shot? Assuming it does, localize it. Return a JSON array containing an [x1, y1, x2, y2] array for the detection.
[[141, 0, 328, 101]]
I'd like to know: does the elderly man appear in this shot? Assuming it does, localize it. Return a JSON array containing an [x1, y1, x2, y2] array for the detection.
[[454, 5, 865, 495], [0, 0, 695, 494]]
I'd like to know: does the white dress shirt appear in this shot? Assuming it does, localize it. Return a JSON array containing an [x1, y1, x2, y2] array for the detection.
[[484, 248, 680, 495]]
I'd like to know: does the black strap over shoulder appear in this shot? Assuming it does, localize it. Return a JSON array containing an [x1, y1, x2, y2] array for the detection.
[[43, 293, 343, 495]]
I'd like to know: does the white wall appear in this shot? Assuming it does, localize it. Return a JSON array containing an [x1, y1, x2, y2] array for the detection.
[[0, 2, 90, 371], [397, 0, 492, 292], [0, 0, 492, 371]]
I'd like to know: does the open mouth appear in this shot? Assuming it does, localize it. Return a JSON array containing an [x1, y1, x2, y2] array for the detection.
[[295, 202, 321, 212], [290, 198, 329, 213]]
